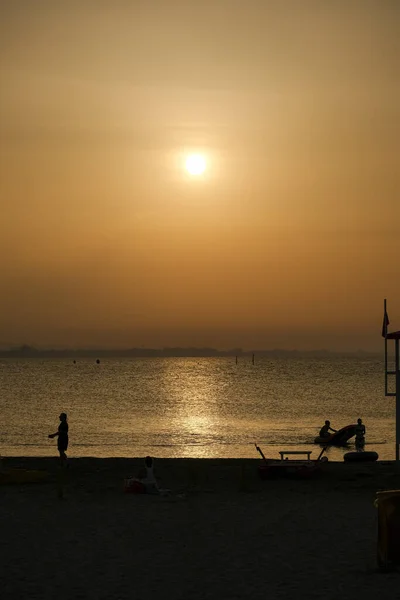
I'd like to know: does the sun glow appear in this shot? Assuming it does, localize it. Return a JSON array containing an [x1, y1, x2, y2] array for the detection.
[[185, 154, 207, 175]]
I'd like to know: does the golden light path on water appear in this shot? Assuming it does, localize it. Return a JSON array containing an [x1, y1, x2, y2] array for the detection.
[[0, 357, 395, 460], [158, 359, 222, 458]]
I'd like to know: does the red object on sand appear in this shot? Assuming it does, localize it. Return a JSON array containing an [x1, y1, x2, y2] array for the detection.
[[124, 479, 145, 494]]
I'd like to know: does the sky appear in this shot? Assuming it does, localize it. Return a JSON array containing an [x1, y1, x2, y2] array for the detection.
[[0, 0, 399, 351]]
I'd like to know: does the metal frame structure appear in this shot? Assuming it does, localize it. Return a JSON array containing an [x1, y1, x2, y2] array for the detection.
[[383, 299, 400, 461]]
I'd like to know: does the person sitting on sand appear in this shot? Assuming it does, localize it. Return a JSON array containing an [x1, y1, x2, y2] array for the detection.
[[319, 420, 337, 438], [48, 412, 68, 466], [139, 456, 160, 495], [355, 418, 366, 451], [125, 456, 170, 495]]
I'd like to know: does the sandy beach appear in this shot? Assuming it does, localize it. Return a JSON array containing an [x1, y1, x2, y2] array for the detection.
[[1, 457, 400, 599]]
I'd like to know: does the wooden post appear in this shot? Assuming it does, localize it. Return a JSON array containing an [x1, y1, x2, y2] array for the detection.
[[252, 353, 255, 365]]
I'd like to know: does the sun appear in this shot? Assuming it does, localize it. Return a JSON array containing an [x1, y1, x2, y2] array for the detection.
[[185, 154, 206, 175]]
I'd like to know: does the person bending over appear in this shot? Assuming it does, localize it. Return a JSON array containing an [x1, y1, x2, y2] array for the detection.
[[319, 420, 337, 438]]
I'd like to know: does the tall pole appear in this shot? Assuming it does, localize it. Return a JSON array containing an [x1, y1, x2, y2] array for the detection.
[[396, 339, 400, 461], [384, 298, 388, 396], [383, 299, 398, 461]]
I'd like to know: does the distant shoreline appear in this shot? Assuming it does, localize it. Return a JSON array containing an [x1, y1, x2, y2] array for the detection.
[[0, 345, 381, 359]]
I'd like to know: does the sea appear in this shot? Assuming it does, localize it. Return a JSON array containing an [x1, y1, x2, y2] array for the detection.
[[0, 356, 396, 461]]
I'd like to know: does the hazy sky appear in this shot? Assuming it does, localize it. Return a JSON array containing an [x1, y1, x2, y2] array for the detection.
[[1, 0, 399, 351]]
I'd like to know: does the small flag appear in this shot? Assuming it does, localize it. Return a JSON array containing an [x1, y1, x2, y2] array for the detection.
[[382, 309, 390, 338]]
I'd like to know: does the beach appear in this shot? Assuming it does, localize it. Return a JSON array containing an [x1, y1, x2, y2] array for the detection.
[[1, 457, 400, 599]]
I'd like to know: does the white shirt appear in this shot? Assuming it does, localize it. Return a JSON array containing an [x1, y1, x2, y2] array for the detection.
[[142, 465, 158, 487]]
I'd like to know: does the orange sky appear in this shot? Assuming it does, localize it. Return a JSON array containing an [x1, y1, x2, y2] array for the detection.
[[1, 1, 399, 351]]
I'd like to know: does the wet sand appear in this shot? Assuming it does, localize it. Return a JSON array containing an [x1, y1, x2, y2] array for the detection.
[[1, 457, 400, 599]]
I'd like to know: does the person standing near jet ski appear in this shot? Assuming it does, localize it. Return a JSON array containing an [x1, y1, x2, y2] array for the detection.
[[355, 418, 366, 451], [319, 420, 337, 438]]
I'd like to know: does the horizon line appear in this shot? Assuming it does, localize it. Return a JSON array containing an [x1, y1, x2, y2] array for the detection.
[[0, 344, 382, 357]]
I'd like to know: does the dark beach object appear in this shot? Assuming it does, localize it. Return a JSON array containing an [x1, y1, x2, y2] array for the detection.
[[0, 469, 50, 484], [314, 423, 357, 446], [376, 489, 400, 570], [96, 359, 100, 364], [343, 451, 378, 462]]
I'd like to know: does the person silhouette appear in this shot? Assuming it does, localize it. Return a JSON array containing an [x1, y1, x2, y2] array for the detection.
[[124, 456, 170, 495], [319, 420, 337, 438], [355, 418, 366, 451], [48, 413, 69, 465]]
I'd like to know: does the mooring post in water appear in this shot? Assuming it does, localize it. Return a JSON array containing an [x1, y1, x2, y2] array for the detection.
[[382, 299, 400, 461]]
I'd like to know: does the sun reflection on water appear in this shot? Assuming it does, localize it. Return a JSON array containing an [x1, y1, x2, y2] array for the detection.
[[153, 359, 224, 457], [0, 357, 394, 459]]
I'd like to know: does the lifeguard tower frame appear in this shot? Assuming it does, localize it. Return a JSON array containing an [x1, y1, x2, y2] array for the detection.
[[383, 299, 400, 461]]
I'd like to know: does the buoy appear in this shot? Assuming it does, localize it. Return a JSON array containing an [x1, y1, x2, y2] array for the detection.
[[343, 451, 378, 462]]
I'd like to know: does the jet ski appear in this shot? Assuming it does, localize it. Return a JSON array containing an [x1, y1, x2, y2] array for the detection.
[[314, 423, 357, 446]]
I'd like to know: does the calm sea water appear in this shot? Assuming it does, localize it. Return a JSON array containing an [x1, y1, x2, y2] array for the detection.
[[0, 356, 396, 461]]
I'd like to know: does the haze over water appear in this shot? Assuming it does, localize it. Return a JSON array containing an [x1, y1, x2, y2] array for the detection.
[[0, 356, 395, 461]]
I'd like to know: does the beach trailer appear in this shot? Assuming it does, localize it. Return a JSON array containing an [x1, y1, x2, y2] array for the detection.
[[255, 444, 326, 479]]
